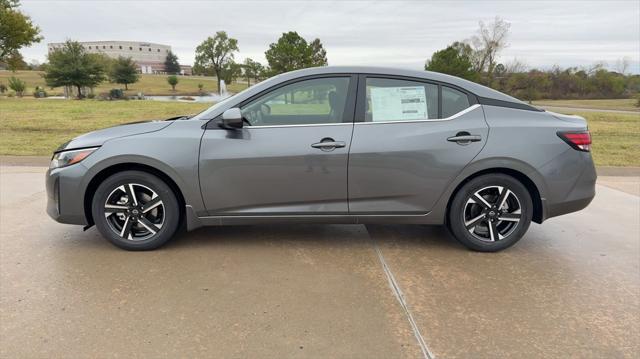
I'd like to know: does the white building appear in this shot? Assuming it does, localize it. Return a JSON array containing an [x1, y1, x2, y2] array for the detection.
[[47, 41, 192, 75]]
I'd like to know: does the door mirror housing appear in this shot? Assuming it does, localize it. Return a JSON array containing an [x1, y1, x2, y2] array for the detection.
[[221, 108, 244, 129]]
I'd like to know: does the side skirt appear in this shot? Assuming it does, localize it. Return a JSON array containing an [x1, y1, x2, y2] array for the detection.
[[185, 205, 441, 230]]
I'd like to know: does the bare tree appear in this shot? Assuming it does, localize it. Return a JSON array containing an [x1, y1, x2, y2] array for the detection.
[[614, 57, 631, 74], [470, 16, 511, 83], [505, 58, 528, 74], [586, 61, 606, 75]]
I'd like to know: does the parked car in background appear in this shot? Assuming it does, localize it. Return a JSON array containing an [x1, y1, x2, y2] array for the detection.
[[46, 66, 596, 251]]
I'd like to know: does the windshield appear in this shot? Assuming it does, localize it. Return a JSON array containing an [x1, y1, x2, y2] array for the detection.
[[190, 73, 285, 121], [189, 92, 242, 120]]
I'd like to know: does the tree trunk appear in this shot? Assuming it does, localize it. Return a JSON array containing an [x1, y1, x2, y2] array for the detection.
[[76, 85, 82, 99], [125, 83, 128, 90], [215, 68, 221, 95]]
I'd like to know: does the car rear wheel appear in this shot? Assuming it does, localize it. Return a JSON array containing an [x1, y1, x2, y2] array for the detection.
[[92, 171, 180, 251], [448, 174, 533, 252]]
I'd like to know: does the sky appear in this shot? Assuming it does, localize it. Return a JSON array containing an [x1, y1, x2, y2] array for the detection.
[[18, 0, 640, 74]]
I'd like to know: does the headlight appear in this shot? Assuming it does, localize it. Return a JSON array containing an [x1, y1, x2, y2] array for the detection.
[[50, 147, 99, 169]]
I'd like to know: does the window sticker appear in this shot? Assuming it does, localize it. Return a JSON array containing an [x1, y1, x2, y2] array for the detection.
[[370, 86, 428, 122]]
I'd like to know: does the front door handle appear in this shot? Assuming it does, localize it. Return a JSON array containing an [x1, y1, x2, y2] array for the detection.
[[311, 138, 346, 151], [447, 132, 482, 145]]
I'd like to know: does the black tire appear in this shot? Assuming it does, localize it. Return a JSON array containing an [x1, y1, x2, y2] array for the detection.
[[91, 170, 180, 251], [448, 174, 533, 252]]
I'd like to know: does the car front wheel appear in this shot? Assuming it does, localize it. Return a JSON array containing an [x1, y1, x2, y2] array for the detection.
[[91, 170, 180, 250], [448, 174, 533, 252]]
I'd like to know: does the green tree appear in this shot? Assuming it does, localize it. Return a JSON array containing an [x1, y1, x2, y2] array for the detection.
[[164, 50, 180, 74], [425, 42, 478, 81], [6, 50, 27, 71], [194, 31, 239, 94], [220, 60, 241, 86], [8, 75, 25, 97], [243, 58, 264, 86], [109, 56, 139, 90], [265, 31, 328, 75], [43, 40, 108, 98], [167, 75, 178, 91], [309, 38, 328, 66], [0, 0, 42, 62]]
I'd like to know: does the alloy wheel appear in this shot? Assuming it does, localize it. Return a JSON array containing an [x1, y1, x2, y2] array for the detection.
[[463, 185, 522, 242], [103, 183, 165, 241]]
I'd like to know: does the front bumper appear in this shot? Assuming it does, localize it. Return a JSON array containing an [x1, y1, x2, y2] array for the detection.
[[46, 164, 89, 225]]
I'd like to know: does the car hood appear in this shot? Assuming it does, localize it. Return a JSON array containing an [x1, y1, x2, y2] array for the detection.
[[56, 119, 176, 152]]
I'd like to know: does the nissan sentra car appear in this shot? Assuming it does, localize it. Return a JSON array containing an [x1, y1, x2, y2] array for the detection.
[[46, 66, 596, 251]]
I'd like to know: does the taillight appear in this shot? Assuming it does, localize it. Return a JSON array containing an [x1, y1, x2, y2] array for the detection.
[[557, 131, 591, 152]]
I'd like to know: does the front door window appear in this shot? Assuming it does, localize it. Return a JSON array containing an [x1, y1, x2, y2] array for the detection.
[[241, 77, 351, 126]]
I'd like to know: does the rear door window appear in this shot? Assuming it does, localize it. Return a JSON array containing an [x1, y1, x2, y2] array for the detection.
[[365, 78, 438, 122]]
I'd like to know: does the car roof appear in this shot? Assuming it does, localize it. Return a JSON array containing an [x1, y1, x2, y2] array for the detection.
[[278, 66, 525, 104]]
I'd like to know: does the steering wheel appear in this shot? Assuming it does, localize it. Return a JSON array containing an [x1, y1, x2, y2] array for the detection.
[[242, 103, 271, 126], [261, 103, 271, 115]]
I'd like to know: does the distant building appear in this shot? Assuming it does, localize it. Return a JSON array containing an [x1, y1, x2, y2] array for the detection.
[[47, 40, 192, 75]]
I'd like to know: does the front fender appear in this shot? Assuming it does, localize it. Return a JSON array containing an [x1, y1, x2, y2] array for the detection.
[[79, 121, 206, 216]]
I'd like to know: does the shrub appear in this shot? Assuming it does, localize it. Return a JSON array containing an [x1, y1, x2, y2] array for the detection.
[[8, 76, 26, 97], [0, 83, 7, 93], [87, 93, 96, 99], [109, 88, 124, 99], [167, 75, 178, 91], [32, 86, 47, 98]]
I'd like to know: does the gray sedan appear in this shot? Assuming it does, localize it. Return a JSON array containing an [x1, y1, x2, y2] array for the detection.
[[46, 67, 596, 251]]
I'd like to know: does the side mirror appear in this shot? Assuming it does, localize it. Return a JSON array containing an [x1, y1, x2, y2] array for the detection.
[[221, 108, 244, 129]]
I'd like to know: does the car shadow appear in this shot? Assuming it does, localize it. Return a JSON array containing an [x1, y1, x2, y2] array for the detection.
[[167, 223, 463, 252]]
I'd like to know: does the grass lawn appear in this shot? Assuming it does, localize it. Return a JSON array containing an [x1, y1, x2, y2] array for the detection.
[[532, 98, 639, 112], [1, 98, 638, 166], [564, 110, 640, 167], [0, 70, 249, 97], [0, 98, 210, 155]]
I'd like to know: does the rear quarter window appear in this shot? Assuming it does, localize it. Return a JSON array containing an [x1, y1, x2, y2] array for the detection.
[[442, 86, 471, 118]]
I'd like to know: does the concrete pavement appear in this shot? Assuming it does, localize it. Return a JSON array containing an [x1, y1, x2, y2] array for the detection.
[[1, 166, 638, 358]]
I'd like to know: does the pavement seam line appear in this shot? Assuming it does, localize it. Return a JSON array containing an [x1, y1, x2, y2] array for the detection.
[[371, 239, 435, 359]]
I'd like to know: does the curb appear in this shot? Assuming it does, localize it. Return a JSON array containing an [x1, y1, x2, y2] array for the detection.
[[597, 166, 640, 177], [1, 156, 51, 167], [1, 156, 639, 177]]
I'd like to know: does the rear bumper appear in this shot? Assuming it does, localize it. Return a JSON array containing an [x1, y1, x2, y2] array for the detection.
[[542, 151, 597, 221], [45, 165, 89, 225]]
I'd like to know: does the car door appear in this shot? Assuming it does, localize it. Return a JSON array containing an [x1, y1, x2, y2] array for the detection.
[[199, 75, 357, 216], [348, 75, 488, 214]]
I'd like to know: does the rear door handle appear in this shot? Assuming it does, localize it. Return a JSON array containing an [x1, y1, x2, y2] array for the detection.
[[311, 139, 346, 151], [447, 132, 482, 145]]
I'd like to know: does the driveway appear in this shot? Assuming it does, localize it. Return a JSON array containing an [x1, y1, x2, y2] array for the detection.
[[1, 166, 638, 358]]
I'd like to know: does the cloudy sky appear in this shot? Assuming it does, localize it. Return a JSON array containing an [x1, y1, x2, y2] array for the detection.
[[19, 0, 640, 73]]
